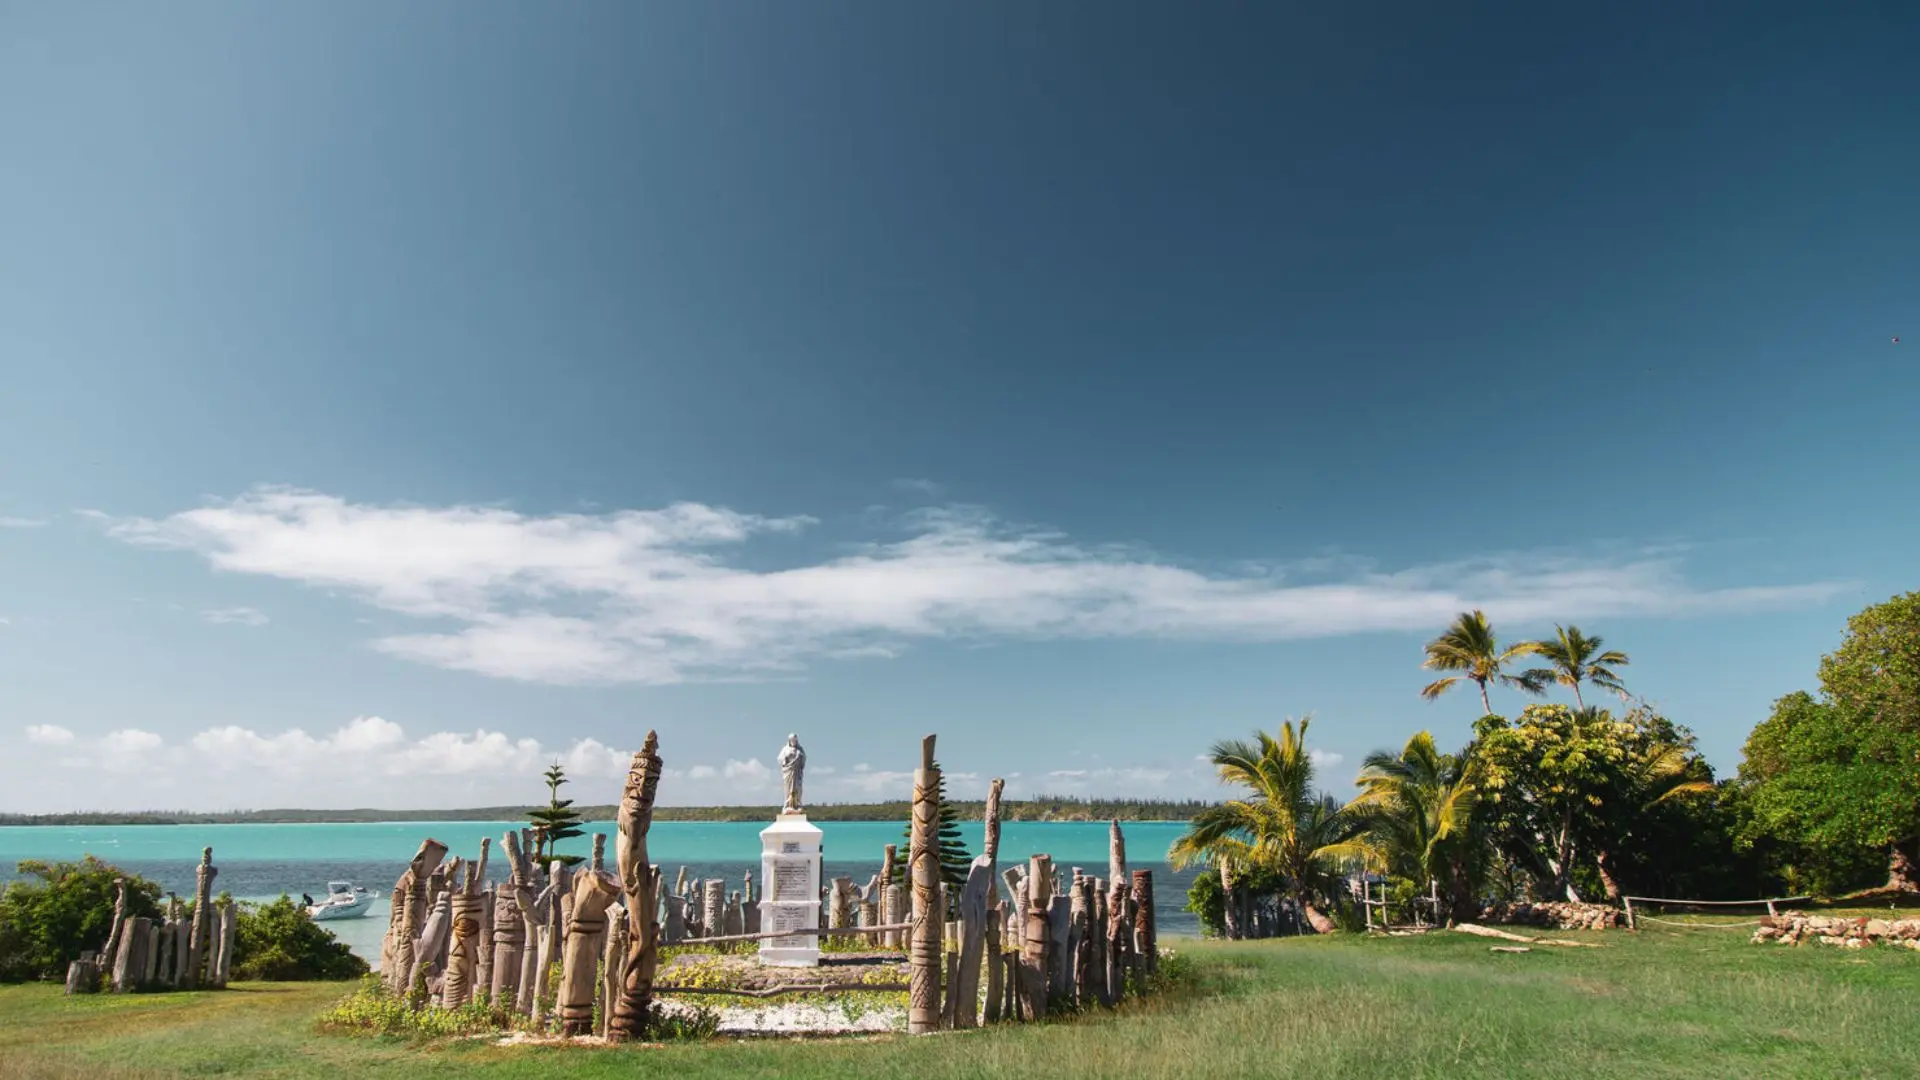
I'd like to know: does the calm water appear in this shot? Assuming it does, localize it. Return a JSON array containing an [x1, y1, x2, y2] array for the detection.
[[0, 820, 1203, 962]]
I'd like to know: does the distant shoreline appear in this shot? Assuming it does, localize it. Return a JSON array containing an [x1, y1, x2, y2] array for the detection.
[[0, 799, 1209, 827]]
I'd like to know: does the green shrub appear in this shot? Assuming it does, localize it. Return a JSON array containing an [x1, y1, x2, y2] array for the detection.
[[0, 856, 163, 982], [234, 895, 368, 981]]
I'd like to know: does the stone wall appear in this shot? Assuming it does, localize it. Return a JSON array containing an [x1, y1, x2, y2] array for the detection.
[[1751, 913, 1920, 949], [1480, 900, 1623, 931]]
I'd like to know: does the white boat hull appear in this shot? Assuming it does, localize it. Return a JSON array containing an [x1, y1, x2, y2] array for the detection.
[[308, 894, 376, 921]]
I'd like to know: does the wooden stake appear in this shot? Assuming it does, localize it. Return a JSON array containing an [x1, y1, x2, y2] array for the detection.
[[953, 857, 991, 1028], [600, 902, 627, 1039], [1019, 854, 1053, 1020], [1132, 868, 1157, 976], [1072, 873, 1094, 1007], [908, 734, 943, 1034], [183, 848, 218, 990]]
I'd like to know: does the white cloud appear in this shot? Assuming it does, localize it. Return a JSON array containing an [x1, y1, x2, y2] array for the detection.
[[24, 724, 74, 746], [722, 758, 771, 782], [200, 606, 269, 627], [96, 486, 1848, 687], [1309, 749, 1345, 768], [0, 516, 47, 528], [3, 717, 711, 810]]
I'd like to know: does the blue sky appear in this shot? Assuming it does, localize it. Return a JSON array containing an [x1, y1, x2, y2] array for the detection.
[[1, 3, 1913, 811]]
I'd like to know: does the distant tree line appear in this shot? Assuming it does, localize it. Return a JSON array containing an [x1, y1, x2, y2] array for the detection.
[[0, 795, 1211, 827]]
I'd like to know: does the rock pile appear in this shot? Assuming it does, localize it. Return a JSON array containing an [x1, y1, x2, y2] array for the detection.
[[1480, 901, 1623, 931], [1751, 913, 1920, 949]]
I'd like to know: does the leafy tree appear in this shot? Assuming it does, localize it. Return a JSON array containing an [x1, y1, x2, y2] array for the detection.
[[1738, 691, 1920, 893], [1420, 610, 1541, 715], [0, 856, 163, 982], [1346, 731, 1482, 920], [1183, 860, 1286, 938], [1472, 704, 1711, 903], [527, 763, 586, 867], [891, 760, 973, 907], [1816, 591, 1920, 733], [1519, 624, 1630, 708], [233, 895, 369, 981], [1584, 707, 1714, 900], [1169, 717, 1363, 925]]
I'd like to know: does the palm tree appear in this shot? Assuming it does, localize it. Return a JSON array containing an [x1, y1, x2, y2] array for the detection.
[[1169, 716, 1361, 931], [1346, 732, 1481, 921], [1519, 624, 1630, 709], [1420, 610, 1540, 715]]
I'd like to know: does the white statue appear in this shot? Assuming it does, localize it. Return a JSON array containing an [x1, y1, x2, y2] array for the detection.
[[778, 734, 806, 813]]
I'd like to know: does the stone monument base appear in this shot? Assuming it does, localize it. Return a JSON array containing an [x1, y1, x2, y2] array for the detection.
[[758, 811, 824, 968]]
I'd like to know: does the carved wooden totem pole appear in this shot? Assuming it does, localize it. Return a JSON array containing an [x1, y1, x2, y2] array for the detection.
[[607, 730, 664, 1041]]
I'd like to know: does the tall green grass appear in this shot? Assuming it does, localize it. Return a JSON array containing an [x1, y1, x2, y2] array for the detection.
[[3, 930, 1916, 1079]]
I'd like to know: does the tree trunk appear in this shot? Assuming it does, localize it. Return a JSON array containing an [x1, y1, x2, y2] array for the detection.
[[1477, 679, 1491, 716], [1889, 837, 1920, 893], [1572, 682, 1585, 710], [1594, 848, 1623, 903]]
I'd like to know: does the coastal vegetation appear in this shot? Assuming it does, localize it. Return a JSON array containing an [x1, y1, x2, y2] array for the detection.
[[0, 856, 366, 985], [1175, 593, 1920, 936]]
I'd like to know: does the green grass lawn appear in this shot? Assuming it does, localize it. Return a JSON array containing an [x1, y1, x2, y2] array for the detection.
[[4, 928, 1916, 1080]]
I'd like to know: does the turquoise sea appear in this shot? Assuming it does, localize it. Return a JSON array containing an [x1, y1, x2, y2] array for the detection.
[[0, 820, 1204, 963]]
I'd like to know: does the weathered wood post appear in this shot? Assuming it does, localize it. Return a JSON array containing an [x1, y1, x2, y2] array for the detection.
[[474, 887, 495, 1000], [953, 856, 992, 1028], [65, 951, 100, 995], [662, 894, 687, 944], [980, 777, 1005, 1023], [829, 876, 854, 930], [725, 891, 745, 937], [1047, 890, 1072, 1000], [599, 902, 627, 1038], [1073, 874, 1096, 1006], [134, 918, 157, 990], [1108, 820, 1127, 925], [181, 848, 218, 989], [1132, 868, 1158, 976], [388, 839, 448, 994], [743, 871, 760, 935], [1106, 879, 1131, 1003], [212, 902, 236, 987], [530, 862, 571, 1025], [410, 890, 452, 1002], [489, 834, 529, 1009], [441, 839, 490, 1008], [878, 844, 899, 948], [169, 898, 189, 988], [591, 832, 606, 872], [702, 880, 726, 947], [557, 869, 621, 1035], [1092, 880, 1115, 1006], [101, 879, 130, 984], [608, 731, 665, 1041], [1018, 854, 1053, 1020], [908, 734, 944, 1034]]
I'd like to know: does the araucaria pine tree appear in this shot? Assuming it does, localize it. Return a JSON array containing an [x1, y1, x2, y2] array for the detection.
[[527, 763, 586, 867]]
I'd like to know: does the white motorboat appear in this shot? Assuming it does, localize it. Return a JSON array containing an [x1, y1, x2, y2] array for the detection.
[[305, 881, 376, 922]]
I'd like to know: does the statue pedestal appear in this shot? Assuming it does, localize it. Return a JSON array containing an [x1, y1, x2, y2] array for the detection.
[[757, 812, 823, 968]]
